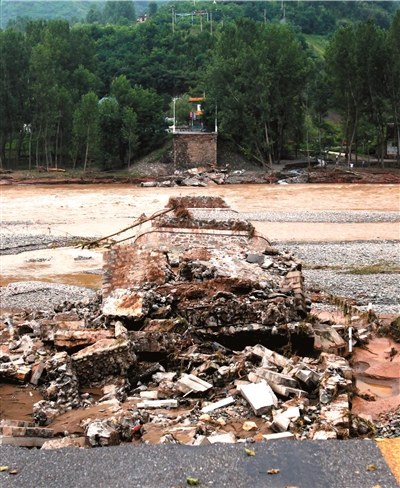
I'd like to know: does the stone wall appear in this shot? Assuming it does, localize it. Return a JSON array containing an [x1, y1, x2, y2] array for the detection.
[[173, 132, 217, 169], [134, 228, 270, 253]]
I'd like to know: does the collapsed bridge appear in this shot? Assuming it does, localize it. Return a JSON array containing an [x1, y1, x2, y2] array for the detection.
[[102, 196, 342, 356]]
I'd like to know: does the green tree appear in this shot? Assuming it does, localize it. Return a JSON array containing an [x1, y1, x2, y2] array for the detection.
[[111, 75, 166, 155], [206, 19, 309, 165], [387, 11, 400, 162], [122, 107, 139, 168], [72, 91, 100, 171], [326, 20, 392, 164], [0, 29, 29, 167], [98, 96, 122, 168], [103, 1, 136, 25], [326, 26, 361, 162]]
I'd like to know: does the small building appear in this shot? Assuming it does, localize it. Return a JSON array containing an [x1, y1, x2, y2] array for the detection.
[[188, 97, 204, 131]]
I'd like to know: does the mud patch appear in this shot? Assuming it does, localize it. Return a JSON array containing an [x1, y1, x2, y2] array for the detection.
[[0, 384, 42, 421]]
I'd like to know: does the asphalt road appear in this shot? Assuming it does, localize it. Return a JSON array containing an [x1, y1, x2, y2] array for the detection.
[[0, 440, 398, 488]]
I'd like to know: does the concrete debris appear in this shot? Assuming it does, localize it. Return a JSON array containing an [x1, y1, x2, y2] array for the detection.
[[0, 196, 379, 448], [264, 432, 295, 441], [137, 399, 178, 409], [176, 374, 213, 394], [271, 413, 290, 432], [41, 436, 86, 449], [207, 432, 237, 444], [240, 381, 278, 415], [201, 396, 236, 414], [85, 420, 120, 447], [71, 339, 136, 386], [0, 420, 54, 448]]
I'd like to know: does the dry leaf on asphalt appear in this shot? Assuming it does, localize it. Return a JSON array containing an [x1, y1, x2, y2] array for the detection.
[[244, 447, 256, 456], [0, 466, 9, 472], [367, 464, 378, 472], [267, 468, 280, 475]]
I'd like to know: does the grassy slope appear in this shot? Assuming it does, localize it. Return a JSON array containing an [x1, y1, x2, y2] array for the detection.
[[304, 34, 329, 58], [1, 1, 103, 26]]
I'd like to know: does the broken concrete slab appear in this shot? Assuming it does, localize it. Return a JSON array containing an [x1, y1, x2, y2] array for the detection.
[[0, 420, 54, 448], [271, 413, 290, 432], [192, 435, 211, 446], [30, 361, 45, 385], [268, 382, 308, 398], [176, 374, 213, 394], [207, 432, 237, 444], [314, 326, 347, 355], [54, 328, 113, 348], [294, 366, 322, 388], [264, 432, 295, 441], [312, 430, 337, 440], [71, 339, 136, 386], [320, 393, 350, 429], [85, 420, 120, 447], [249, 368, 299, 389], [41, 436, 86, 449], [201, 396, 235, 413], [0, 362, 31, 382], [249, 344, 289, 369], [240, 381, 278, 415], [139, 390, 159, 400], [137, 399, 178, 409]]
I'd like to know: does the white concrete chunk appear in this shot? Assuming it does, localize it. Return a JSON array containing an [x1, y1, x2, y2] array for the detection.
[[271, 413, 290, 432], [192, 435, 211, 446], [313, 430, 337, 440], [284, 406, 301, 421], [176, 374, 213, 394], [201, 396, 235, 413], [137, 399, 178, 409], [240, 381, 278, 415], [264, 432, 295, 441], [139, 390, 159, 400], [207, 432, 237, 444]]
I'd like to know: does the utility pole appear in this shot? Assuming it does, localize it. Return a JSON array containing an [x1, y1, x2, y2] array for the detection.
[[172, 7, 175, 33]]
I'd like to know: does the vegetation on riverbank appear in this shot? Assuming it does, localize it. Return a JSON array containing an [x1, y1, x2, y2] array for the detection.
[[0, 1, 399, 170]]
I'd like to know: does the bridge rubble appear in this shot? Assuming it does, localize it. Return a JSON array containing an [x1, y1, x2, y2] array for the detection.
[[1, 196, 375, 448]]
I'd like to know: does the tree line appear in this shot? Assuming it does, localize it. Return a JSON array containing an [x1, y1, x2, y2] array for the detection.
[[0, 2, 399, 170]]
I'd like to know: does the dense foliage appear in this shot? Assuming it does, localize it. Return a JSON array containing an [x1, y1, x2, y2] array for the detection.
[[0, 1, 399, 169]]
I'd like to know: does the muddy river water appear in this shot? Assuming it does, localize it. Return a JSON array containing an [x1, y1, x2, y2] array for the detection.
[[2, 182, 399, 238]]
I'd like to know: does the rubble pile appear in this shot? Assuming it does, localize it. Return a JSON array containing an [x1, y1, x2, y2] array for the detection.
[[0, 197, 380, 448]]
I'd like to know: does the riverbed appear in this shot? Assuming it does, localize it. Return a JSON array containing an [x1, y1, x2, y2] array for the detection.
[[1, 183, 399, 240], [1, 183, 399, 311]]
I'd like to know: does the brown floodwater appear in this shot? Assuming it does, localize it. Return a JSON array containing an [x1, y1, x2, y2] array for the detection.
[[1, 183, 399, 287]]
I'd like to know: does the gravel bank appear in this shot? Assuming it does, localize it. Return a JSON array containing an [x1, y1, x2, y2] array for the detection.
[[275, 241, 400, 315], [0, 233, 89, 255], [193, 209, 400, 223], [0, 281, 97, 312]]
